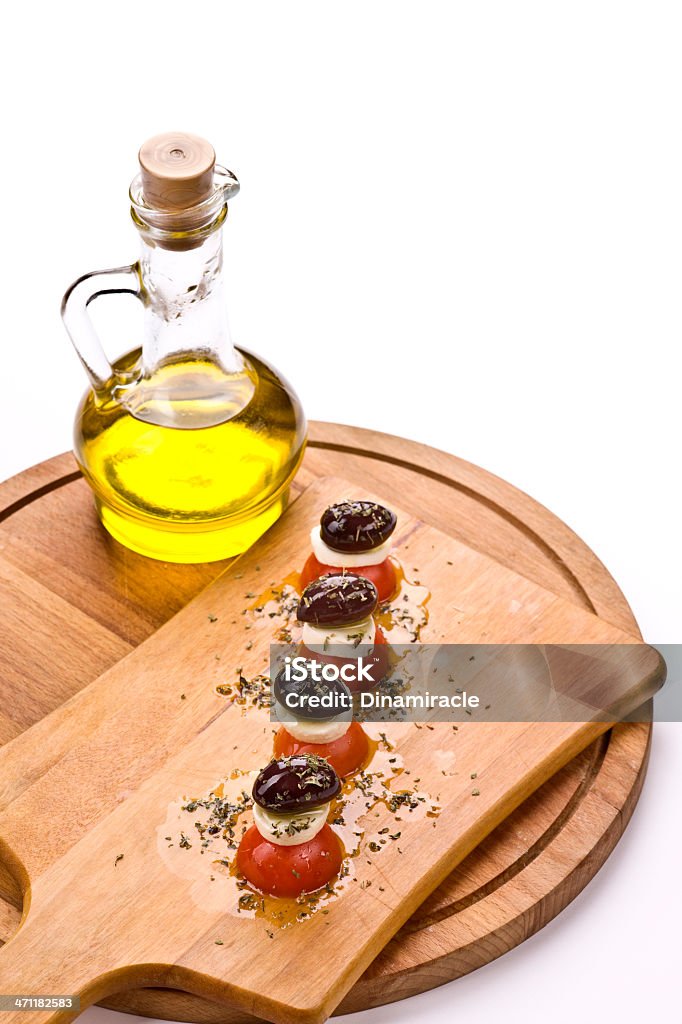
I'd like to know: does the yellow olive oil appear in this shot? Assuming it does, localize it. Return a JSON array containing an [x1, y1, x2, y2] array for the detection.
[[75, 348, 306, 563]]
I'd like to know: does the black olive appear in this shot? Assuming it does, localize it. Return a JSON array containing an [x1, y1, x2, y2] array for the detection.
[[297, 572, 378, 627], [320, 501, 397, 554], [252, 754, 341, 812], [273, 666, 353, 720]]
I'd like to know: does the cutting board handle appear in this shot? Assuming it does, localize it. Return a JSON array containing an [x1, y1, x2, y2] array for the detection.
[[0, 914, 113, 1023]]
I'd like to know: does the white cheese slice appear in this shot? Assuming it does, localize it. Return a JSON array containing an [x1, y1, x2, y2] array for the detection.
[[252, 800, 329, 847], [301, 616, 375, 650], [276, 703, 351, 744], [310, 525, 392, 568]]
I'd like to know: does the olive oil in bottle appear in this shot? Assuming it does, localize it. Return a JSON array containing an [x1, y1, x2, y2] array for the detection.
[[63, 133, 306, 562]]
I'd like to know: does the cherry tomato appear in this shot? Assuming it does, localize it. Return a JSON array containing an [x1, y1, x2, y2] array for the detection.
[[274, 720, 370, 778], [236, 823, 342, 898], [299, 625, 390, 690], [301, 553, 398, 602]]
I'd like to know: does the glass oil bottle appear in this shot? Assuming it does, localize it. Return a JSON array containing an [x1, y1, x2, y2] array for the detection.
[[62, 133, 306, 563]]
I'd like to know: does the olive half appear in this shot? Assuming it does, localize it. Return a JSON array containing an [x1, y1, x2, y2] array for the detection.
[[320, 501, 397, 553], [297, 572, 378, 627], [252, 754, 341, 812]]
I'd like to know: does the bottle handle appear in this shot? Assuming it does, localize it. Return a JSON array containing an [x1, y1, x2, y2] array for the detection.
[[61, 264, 143, 397]]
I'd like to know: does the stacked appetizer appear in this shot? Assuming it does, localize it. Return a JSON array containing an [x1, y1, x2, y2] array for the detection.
[[273, 572, 390, 776], [301, 500, 398, 601], [272, 664, 366, 777], [236, 500, 403, 899], [237, 754, 342, 897], [296, 573, 387, 667]]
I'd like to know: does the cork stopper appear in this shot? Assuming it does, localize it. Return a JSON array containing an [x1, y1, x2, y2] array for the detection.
[[138, 132, 216, 212]]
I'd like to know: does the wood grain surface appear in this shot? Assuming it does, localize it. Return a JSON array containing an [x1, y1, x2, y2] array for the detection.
[[0, 424, 652, 1021], [0, 470, 662, 1024]]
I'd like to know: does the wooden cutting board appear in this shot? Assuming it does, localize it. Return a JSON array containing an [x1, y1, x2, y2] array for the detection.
[[0, 425, 653, 1020], [0, 473, 662, 1024]]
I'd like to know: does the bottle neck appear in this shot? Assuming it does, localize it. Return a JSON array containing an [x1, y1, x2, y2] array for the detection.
[[138, 222, 243, 377], [122, 211, 255, 430]]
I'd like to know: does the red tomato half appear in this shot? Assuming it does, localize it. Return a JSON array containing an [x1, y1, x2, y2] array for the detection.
[[300, 626, 390, 690], [274, 720, 370, 778], [236, 823, 342, 898], [301, 553, 398, 602]]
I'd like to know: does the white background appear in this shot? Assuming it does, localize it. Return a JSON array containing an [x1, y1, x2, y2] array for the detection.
[[1, 2, 680, 1022]]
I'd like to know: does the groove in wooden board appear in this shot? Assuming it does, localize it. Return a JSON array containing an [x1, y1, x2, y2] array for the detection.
[[0, 458, 81, 519], [0, 478, 662, 1024]]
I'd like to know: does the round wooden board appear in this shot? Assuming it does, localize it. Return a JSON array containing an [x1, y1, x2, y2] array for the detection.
[[0, 422, 650, 1022]]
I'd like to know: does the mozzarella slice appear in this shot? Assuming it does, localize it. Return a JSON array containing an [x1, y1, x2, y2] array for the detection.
[[252, 800, 329, 847], [276, 704, 351, 743], [301, 617, 375, 649], [310, 525, 393, 568]]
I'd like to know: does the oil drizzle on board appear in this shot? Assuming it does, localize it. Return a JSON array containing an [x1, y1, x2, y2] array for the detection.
[[157, 726, 441, 930], [376, 562, 430, 644]]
